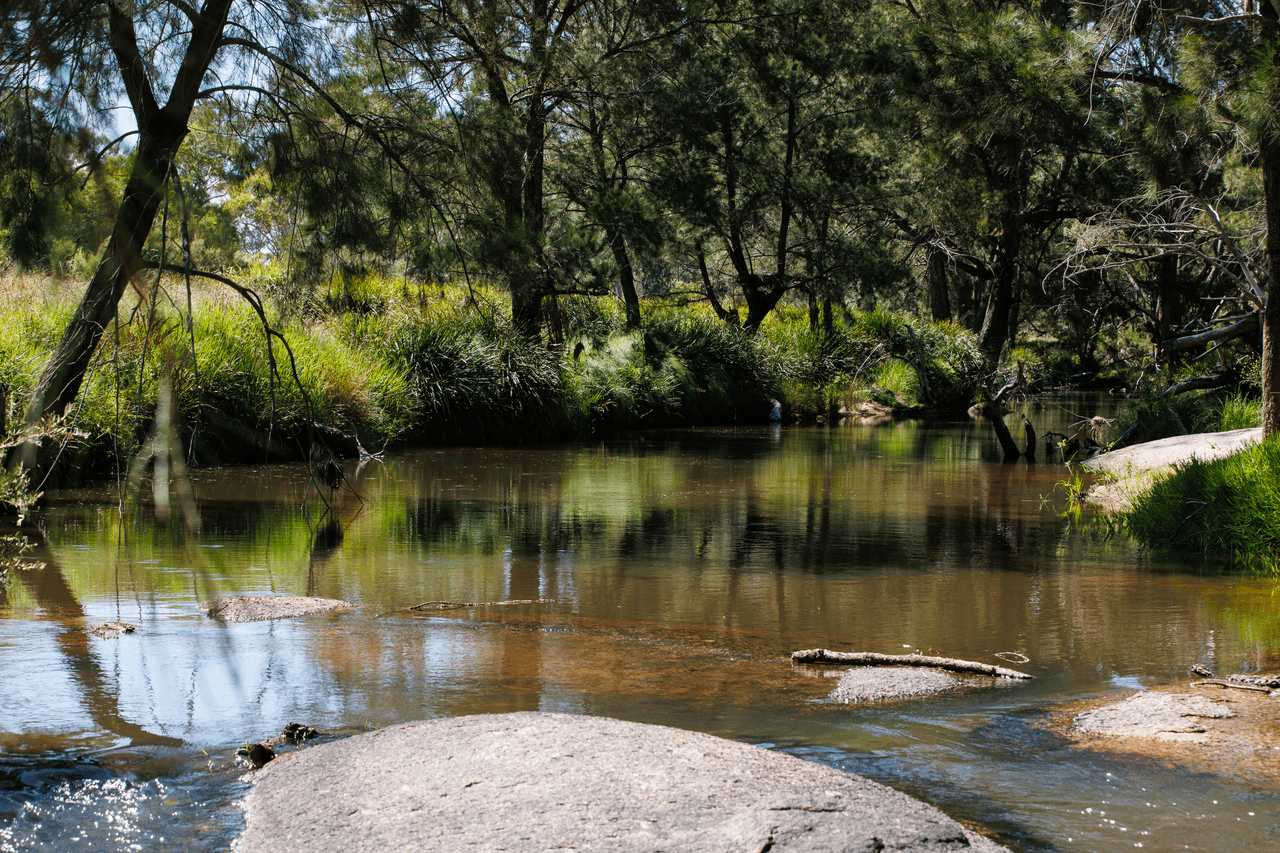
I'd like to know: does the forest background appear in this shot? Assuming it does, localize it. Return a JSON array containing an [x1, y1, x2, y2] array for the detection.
[[2, 0, 1279, 558]]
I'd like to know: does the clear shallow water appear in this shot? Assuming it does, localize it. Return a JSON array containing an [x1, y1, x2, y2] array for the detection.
[[3, 399, 1280, 852]]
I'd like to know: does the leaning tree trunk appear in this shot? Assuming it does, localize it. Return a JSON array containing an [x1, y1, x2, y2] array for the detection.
[[22, 137, 176, 430], [12, 0, 233, 473]]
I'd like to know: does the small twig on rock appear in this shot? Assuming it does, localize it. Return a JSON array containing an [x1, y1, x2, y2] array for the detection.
[[791, 650, 1032, 679], [409, 598, 555, 612]]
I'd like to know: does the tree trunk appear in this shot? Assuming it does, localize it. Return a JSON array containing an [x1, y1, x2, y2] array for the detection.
[[510, 277, 544, 337], [12, 0, 232, 474], [17, 122, 169, 430], [741, 273, 787, 334], [1262, 129, 1280, 439], [978, 259, 1017, 360], [608, 230, 641, 331], [698, 244, 739, 326], [926, 245, 951, 323]]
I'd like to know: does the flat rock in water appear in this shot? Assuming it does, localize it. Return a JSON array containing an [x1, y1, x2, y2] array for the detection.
[[203, 595, 354, 623], [1074, 692, 1235, 743], [238, 712, 1007, 853], [829, 666, 961, 703]]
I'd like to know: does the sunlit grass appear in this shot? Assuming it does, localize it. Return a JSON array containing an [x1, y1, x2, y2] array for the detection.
[[1122, 436, 1280, 573]]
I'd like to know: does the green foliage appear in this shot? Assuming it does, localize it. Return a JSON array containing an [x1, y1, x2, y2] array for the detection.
[[755, 307, 984, 416], [568, 313, 775, 430], [1122, 436, 1280, 573], [379, 307, 570, 444], [183, 302, 411, 444], [1218, 393, 1262, 431]]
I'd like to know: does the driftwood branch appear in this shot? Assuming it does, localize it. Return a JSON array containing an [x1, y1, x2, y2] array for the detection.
[[1191, 679, 1273, 694], [409, 598, 554, 611], [791, 649, 1032, 680], [980, 361, 1025, 462]]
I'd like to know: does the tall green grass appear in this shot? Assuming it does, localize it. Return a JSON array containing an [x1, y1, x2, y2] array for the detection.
[[1122, 436, 1280, 573], [0, 271, 989, 480], [568, 312, 774, 429]]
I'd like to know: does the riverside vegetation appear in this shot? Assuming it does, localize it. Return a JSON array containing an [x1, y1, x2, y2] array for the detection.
[[7, 0, 1280, 574], [0, 268, 987, 485], [5, 262, 1278, 574]]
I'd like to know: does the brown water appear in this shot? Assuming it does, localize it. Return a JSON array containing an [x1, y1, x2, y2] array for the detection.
[[3, 398, 1279, 852]]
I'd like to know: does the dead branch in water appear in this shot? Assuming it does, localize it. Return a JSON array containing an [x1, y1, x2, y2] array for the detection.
[[791, 649, 1032, 680], [409, 598, 555, 612]]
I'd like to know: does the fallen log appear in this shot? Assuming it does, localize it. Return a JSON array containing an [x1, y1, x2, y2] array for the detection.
[[791, 649, 1032, 680]]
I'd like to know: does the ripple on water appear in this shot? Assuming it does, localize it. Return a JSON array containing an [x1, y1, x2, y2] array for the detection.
[[0, 773, 245, 853]]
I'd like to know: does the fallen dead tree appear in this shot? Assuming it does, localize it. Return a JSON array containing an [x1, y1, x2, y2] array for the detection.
[[791, 649, 1032, 680], [979, 361, 1025, 462]]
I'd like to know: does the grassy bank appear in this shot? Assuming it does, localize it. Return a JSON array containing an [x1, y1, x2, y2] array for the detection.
[[1120, 435, 1280, 573], [0, 272, 987, 485]]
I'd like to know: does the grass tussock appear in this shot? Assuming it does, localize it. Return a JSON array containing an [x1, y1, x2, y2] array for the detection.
[[1122, 436, 1280, 572]]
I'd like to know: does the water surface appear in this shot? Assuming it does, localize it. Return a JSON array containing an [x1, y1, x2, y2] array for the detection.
[[3, 399, 1279, 852]]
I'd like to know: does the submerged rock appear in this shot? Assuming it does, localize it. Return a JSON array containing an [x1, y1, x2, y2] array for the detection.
[[238, 712, 1008, 852], [829, 665, 962, 703], [203, 595, 354, 623], [89, 621, 138, 639]]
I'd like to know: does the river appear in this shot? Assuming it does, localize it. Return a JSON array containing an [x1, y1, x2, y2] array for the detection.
[[2, 396, 1278, 852]]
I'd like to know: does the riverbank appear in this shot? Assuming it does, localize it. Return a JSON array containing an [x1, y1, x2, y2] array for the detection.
[[1083, 427, 1280, 571], [0, 274, 987, 487], [1082, 427, 1262, 512]]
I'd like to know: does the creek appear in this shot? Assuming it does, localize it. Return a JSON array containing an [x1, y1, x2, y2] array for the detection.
[[1, 394, 1278, 852]]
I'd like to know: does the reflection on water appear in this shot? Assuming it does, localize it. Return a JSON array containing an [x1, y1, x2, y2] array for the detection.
[[3, 399, 1280, 852]]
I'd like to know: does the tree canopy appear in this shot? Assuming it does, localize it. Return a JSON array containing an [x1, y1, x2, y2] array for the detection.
[[4, 0, 1280, 448]]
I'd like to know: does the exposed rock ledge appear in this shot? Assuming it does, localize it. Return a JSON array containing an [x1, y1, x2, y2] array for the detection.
[[1050, 685, 1280, 785], [238, 712, 1008, 852], [1083, 427, 1262, 511], [203, 595, 354, 623]]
